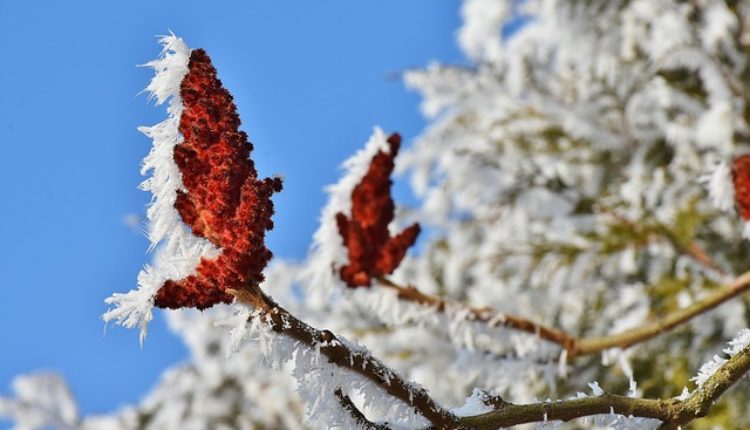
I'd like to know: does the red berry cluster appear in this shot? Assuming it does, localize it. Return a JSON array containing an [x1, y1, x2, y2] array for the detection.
[[155, 49, 282, 310], [733, 154, 750, 221], [336, 133, 421, 287]]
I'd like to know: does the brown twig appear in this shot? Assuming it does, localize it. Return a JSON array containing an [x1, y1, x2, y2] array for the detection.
[[232, 285, 750, 429], [334, 388, 391, 430], [377, 270, 750, 358], [375, 276, 578, 352], [595, 204, 725, 276]]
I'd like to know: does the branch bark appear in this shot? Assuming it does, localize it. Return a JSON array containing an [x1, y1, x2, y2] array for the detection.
[[334, 388, 390, 430]]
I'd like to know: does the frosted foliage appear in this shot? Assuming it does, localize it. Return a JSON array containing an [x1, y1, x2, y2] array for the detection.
[[404, 0, 747, 344], [458, 0, 509, 62], [703, 161, 735, 212], [102, 34, 220, 344], [397, 0, 750, 426], [692, 328, 750, 387], [0, 374, 79, 430]]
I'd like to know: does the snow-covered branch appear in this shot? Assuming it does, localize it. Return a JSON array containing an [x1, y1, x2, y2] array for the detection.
[[456, 331, 750, 429], [231, 287, 458, 429]]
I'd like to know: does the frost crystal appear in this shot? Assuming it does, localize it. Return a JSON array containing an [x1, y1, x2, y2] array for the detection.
[[587, 381, 604, 397], [103, 34, 199, 343], [692, 328, 750, 387], [703, 161, 735, 212], [450, 388, 495, 417]]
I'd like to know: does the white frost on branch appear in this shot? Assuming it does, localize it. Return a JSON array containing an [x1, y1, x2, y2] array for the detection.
[[587, 381, 604, 397], [701, 2, 738, 51], [222, 304, 431, 429], [450, 388, 495, 417], [102, 34, 220, 344], [12, 1, 750, 429], [692, 328, 750, 387]]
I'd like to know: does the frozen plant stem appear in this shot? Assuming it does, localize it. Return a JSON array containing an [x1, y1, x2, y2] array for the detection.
[[334, 388, 390, 430], [377, 270, 750, 358], [231, 287, 458, 429], [234, 286, 750, 429], [594, 204, 725, 277], [459, 338, 750, 429], [375, 276, 577, 351]]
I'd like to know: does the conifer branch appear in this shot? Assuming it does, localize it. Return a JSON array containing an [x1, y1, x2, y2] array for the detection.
[[595, 204, 725, 276]]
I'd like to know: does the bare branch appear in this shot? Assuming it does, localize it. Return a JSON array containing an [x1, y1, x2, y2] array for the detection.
[[573, 270, 750, 356]]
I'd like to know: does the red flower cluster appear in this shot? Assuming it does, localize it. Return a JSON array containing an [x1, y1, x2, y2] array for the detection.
[[155, 49, 282, 310], [733, 154, 750, 221], [336, 133, 421, 287]]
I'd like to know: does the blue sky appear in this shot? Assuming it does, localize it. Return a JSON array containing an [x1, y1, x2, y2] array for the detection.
[[0, 0, 464, 418]]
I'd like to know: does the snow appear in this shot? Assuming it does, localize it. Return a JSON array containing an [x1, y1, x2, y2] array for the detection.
[[703, 161, 735, 212], [0, 373, 79, 430], [692, 328, 750, 387], [587, 381, 604, 397], [450, 388, 495, 417]]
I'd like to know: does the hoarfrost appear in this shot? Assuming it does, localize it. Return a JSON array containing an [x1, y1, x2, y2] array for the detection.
[[102, 34, 220, 344]]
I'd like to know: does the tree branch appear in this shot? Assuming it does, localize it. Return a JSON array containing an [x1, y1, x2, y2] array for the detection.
[[231, 287, 458, 429], [233, 284, 750, 429], [334, 388, 391, 430], [457, 394, 671, 429], [573, 270, 750, 356], [375, 276, 578, 351], [377, 270, 750, 358], [593, 202, 725, 276], [457, 342, 750, 429]]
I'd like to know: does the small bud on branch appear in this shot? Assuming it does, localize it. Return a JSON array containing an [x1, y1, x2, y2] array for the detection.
[[336, 133, 420, 287]]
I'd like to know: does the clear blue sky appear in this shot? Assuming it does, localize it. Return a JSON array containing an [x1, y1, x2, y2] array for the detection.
[[0, 0, 464, 418]]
